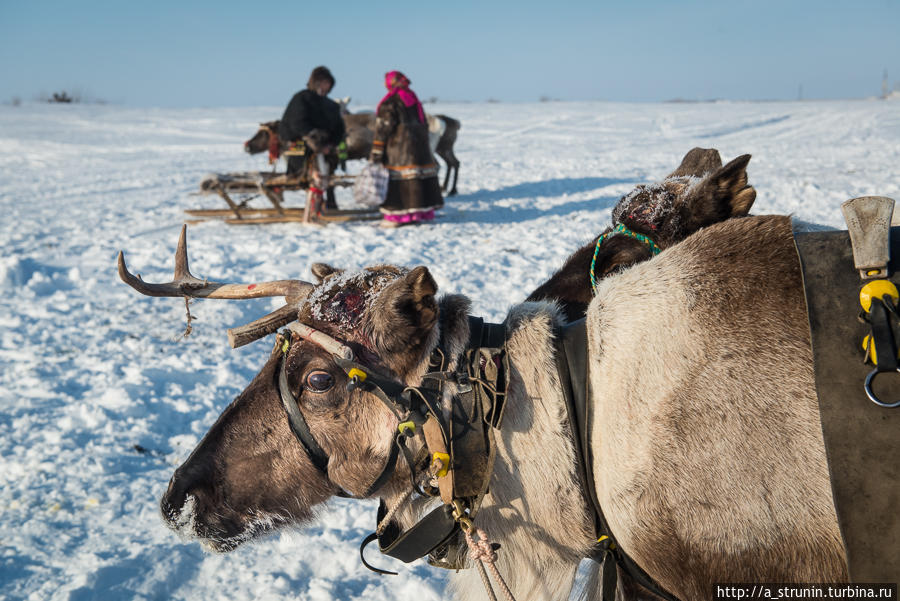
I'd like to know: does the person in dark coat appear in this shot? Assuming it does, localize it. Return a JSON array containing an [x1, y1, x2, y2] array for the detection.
[[369, 71, 443, 226], [279, 66, 346, 212]]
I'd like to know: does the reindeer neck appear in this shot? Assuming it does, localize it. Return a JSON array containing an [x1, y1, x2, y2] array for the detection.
[[478, 300, 598, 554], [372, 299, 597, 572]]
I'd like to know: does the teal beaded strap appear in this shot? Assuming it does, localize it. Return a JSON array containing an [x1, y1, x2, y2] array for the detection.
[[589, 223, 662, 290]]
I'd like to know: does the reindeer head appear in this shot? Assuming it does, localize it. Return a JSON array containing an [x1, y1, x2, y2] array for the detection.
[[244, 120, 280, 155], [118, 229, 441, 552], [527, 148, 757, 321], [611, 150, 756, 249], [335, 96, 352, 114], [590, 150, 756, 278]]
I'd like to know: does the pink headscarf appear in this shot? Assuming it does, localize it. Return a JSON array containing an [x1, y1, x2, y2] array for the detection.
[[377, 70, 425, 124]]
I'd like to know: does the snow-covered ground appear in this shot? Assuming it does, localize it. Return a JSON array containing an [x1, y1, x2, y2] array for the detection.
[[1, 99, 899, 601]]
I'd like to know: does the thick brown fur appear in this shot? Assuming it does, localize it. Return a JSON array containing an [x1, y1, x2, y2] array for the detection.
[[588, 215, 846, 599]]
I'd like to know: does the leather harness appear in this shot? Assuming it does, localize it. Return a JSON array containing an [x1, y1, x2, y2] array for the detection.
[[277, 315, 679, 600], [362, 316, 508, 572]]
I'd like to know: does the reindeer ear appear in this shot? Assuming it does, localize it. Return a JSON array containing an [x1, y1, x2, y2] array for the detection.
[[369, 267, 439, 372], [310, 263, 340, 283], [712, 154, 756, 217], [396, 266, 438, 333], [668, 147, 723, 178], [681, 154, 756, 229], [406, 265, 437, 301]]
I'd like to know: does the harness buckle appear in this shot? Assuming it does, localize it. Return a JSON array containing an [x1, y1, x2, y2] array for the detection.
[[348, 367, 367, 381], [597, 535, 617, 551]]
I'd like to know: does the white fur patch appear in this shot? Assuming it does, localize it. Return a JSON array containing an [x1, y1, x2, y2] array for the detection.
[[169, 495, 199, 539], [426, 115, 445, 154]]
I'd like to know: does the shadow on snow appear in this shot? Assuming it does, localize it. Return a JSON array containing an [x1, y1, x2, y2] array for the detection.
[[446, 176, 636, 225]]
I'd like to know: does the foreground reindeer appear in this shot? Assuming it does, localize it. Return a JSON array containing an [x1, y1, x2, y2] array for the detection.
[[120, 213, 846, 599], [245, 113, 462, 195]]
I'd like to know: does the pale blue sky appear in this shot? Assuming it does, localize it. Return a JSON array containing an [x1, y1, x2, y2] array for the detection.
[[1, 0, 898, 107]]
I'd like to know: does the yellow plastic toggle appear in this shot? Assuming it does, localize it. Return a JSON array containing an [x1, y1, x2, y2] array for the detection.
[[859, 279, 899, 313], [432, 452, 450, 478], [397, 421, 416, 435], [281, 338, 290, 354], [861, 334, 900, 365], [347, 368, 367, 381]]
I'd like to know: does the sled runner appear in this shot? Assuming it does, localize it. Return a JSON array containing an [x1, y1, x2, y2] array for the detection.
[[184, 207, 383, 225]]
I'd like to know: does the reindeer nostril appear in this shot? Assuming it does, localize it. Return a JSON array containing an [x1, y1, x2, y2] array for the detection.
[[161, 473, 189, 517]]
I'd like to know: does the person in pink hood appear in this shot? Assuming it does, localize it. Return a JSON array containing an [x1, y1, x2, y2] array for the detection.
[[369, 71, 443, 226]]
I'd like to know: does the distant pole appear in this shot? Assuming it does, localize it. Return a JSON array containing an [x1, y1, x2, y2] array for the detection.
[[883, 69, 889, 99], [798, 84, 803, 101]]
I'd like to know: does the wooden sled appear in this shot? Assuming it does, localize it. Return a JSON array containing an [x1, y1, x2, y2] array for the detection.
[[189, 171, 378, 224]]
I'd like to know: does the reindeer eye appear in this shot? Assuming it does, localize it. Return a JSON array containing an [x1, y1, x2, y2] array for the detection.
[[305, 370, 335, 392]]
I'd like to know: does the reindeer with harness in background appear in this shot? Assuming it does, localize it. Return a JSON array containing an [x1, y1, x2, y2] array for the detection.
[[244, 102, 462, 197]]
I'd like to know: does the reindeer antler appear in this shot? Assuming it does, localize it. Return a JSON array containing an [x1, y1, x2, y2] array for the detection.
[[118, 225, 313, 348]]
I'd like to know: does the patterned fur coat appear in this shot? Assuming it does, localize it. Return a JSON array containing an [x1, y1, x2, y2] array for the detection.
[[372, 96, 443, 215]]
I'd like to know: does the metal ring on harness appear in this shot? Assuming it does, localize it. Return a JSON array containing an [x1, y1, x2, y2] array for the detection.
[[864, 369, 900, 407]]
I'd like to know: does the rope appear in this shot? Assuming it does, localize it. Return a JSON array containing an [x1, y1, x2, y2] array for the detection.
[[464, 526, 517, 601], [376, 486, 415, 536], [375, 465, 434, 536], [428, 455, 447, 489], [474, 561, 499, 601]]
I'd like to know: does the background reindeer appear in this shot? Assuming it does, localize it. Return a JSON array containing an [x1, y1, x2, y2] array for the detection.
[[244, 109, 462, 196]]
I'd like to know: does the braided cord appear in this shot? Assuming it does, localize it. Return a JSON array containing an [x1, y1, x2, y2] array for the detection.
[[589, 230, 615, 290], [589, 223, 662, 291], [465, 527, 517, 601]]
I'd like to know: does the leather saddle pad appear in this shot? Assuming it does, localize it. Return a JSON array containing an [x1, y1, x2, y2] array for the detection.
[[794, 226, 900, 582]]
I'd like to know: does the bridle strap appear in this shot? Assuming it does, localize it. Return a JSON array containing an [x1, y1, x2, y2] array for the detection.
[[363, 316, 508, 571], [333, 356, 418, 418], [361, 433, 402, 498], [590, 223, 661, 290], [277, 355, 330, 473], [279, 317, 509, 571]]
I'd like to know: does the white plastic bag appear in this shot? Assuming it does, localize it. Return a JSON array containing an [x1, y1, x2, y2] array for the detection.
[[353, 162, 389, 208]]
